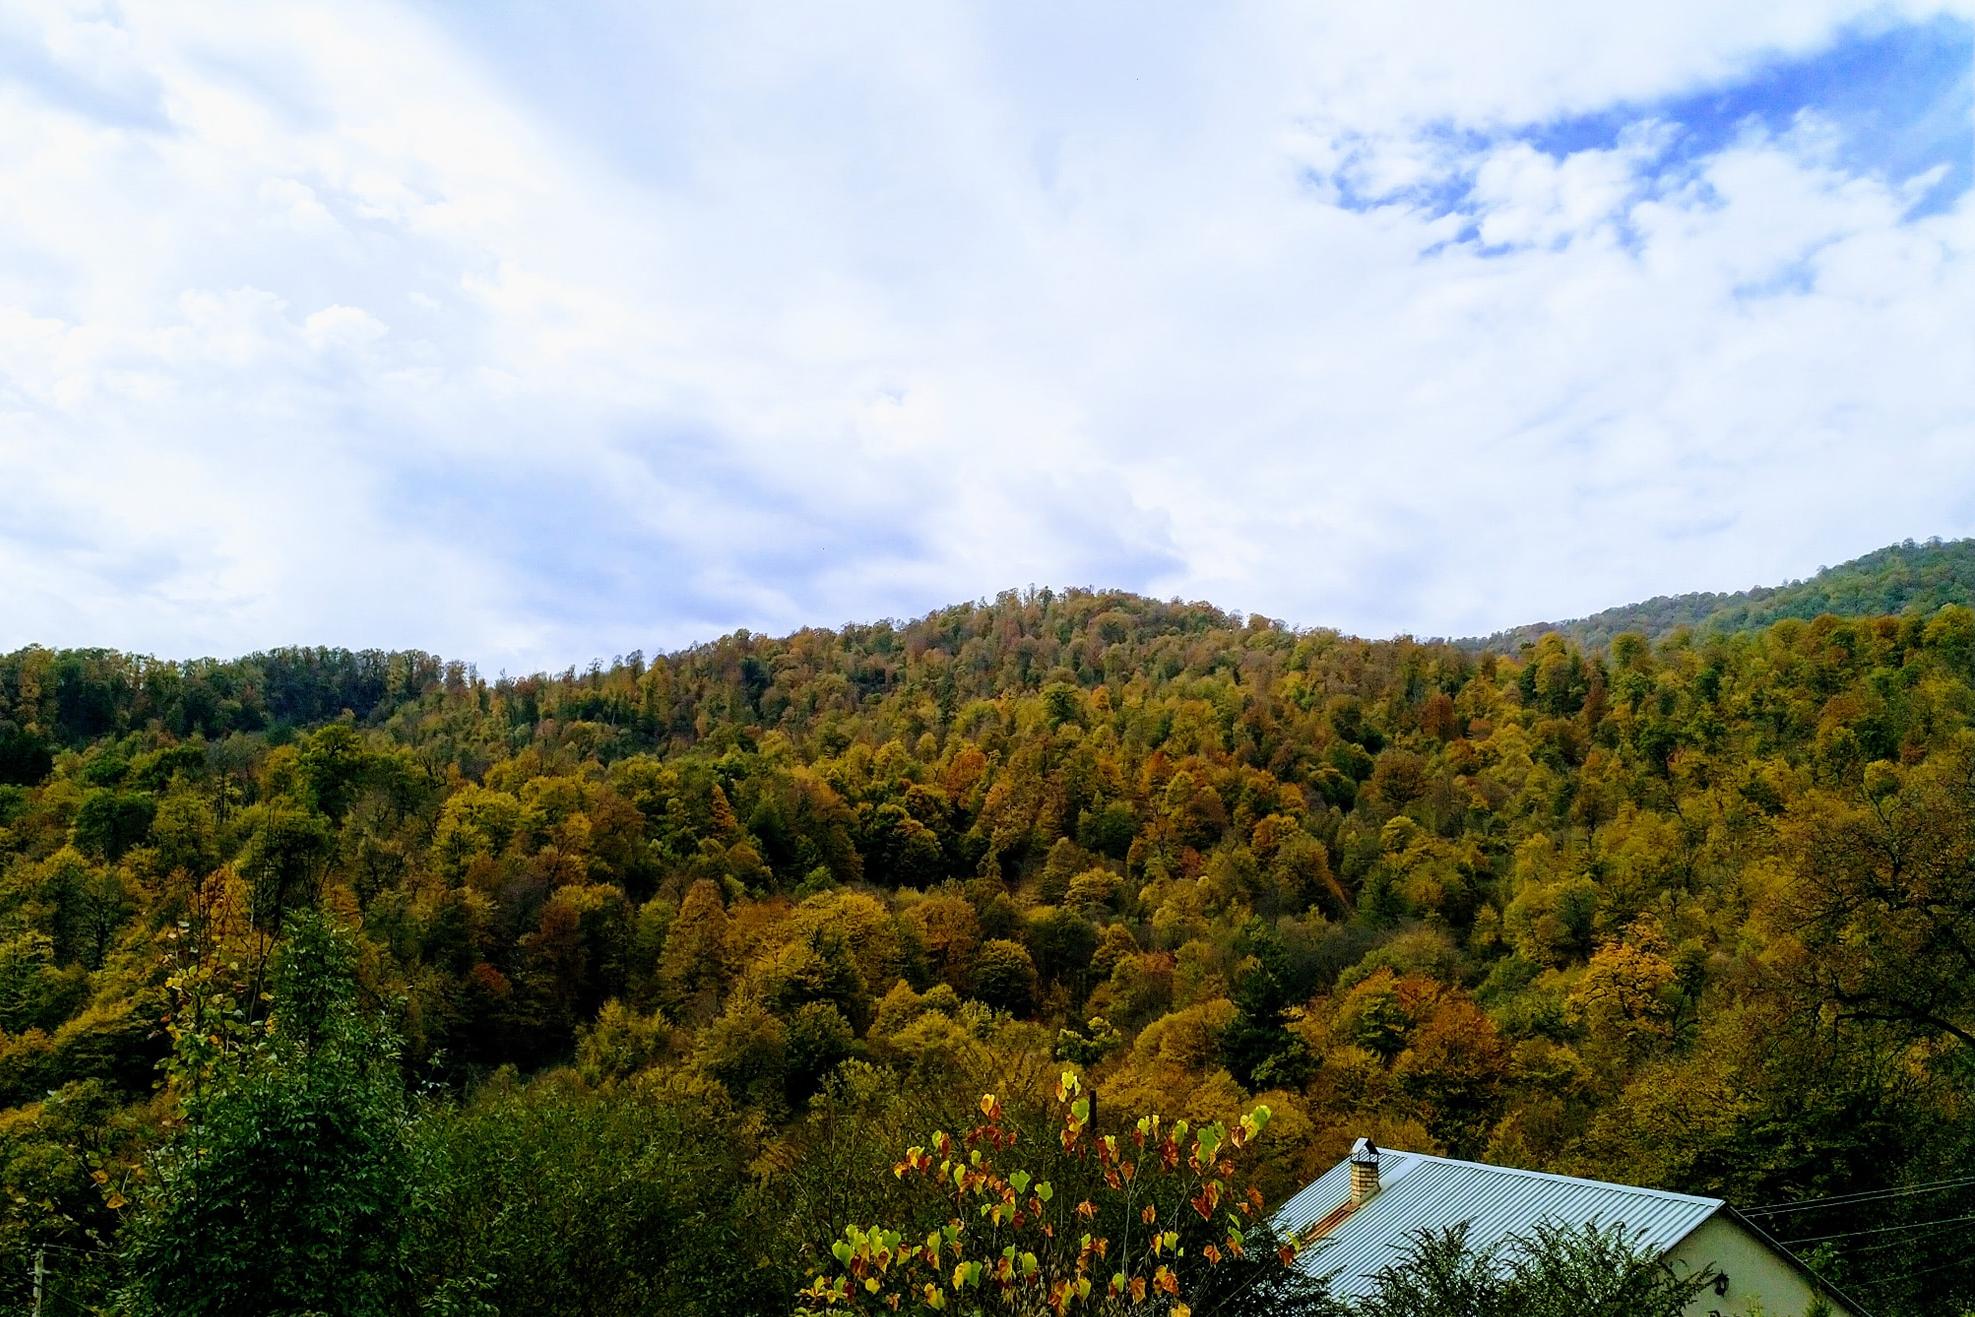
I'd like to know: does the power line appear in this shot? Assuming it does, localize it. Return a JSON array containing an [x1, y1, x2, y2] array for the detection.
[[1850, 1253, 1975, 1290], [1843, 1217, 1975, 1256], [1744, 1173, 1975, 1216], [1781, 1211, 1975, 1246], [1746, 1172, 1975, 1212]]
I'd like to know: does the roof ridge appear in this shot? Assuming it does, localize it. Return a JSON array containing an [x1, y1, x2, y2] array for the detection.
[[1381, 1148, 1726, 1209]]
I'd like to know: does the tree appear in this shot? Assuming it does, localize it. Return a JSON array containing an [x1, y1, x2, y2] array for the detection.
[[695, 997, 789, 1112], [13, 581, 1975, 1310], [295, 723, 372, 821], [1349, 1223, 1504, 1317], [972, 939, 1040, 1016], [0, 929, 67, 1032], [71, 788, 155, 862], [796, 1071, 1333, 1317], [1390, 996, 1507, 1158], [1570, 917, 1679, 1077], [119, 910, 409, 1316], [1354, 1221, 1713, 1317], [786, 1001, 858, 1102], [1222, 928, 1314, 1092], [237, 803, 335, 931], [1029, 907, 1100, 1000], [907, 892, 983, 992], [867, 802, 947, 886], [1778, 743, 1975, 1052], [660, 878, 733, 1019], [407, 1071, 783, 1317]]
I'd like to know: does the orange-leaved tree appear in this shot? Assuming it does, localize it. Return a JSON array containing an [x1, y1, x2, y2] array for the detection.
[[795, 1070, 1337, 1317]]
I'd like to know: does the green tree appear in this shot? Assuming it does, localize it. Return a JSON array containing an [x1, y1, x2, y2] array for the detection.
[[1354, 1221, 1713, 1317], [237, 803, 335, 931], [71, 788, 155, 862], [1222, 927, 1314, 1092], [972, 938, 1039, 1015], [119, 910, 409, 1316], [296, 722, 373, 821]]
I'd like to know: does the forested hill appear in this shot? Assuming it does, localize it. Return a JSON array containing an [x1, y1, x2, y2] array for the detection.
[[3, 587, 1975, 1312], [1463, 536, 1975, 653], [0, 591, 1256, 762]]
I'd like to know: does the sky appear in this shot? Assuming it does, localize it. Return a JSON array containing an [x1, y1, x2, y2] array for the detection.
[[1, 2, 1972, 674]]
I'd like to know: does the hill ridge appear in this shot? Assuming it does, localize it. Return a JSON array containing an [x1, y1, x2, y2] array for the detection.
[[1460, 535, 1975, 652]]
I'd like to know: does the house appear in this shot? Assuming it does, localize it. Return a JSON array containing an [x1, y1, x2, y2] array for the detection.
[[1276, 1139, 1866, 1316]]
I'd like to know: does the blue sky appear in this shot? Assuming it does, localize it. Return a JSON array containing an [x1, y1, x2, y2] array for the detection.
[[1, 2, 1971, 673]]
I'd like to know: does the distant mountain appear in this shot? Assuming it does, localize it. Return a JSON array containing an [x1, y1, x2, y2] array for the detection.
[[1464, 536, 1975, 652]]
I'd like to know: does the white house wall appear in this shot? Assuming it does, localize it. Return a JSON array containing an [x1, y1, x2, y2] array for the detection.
[[1667, 1216, 1859, 1317]]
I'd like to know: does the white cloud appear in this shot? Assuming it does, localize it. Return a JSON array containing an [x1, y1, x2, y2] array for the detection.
[[1469, 128, 1670, 248], [302, 305, 387, 354], [0, 0, 1971, 670]]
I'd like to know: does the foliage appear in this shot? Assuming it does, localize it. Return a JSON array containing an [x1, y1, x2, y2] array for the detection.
[[1353, 1220, 1713, 1317], [117, 910, 410, 1316], [1467, 535, 1975, 651], [1774, 739, 1975, 1050], [406, 1069, 780, 1316], [0, 578, 1972, 1307], [795, 1071, 1335, 1317]]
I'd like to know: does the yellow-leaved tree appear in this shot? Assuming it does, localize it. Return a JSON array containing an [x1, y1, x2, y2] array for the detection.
[[795, 1070, 1339, 1317]]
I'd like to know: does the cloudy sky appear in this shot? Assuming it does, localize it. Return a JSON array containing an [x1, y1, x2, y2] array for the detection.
[[2, 2, 1971, 673]]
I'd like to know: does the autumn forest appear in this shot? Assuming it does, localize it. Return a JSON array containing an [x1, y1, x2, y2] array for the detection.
[[3, 542, 1975, 1314]]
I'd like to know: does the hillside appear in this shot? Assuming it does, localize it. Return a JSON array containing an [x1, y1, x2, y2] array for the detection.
[[2, 588, 1974, 1312], [1464, 536, 1975, 652]]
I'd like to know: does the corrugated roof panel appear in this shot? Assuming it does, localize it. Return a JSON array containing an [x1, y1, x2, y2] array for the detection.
[[1275, 1148, 1723, 1299]]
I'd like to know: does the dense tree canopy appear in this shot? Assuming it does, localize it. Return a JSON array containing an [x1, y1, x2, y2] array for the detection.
[[0, 584, 1972, 1312]]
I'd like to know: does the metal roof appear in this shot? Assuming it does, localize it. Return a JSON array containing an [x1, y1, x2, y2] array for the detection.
[[1274, 1146, 1724, 1299]]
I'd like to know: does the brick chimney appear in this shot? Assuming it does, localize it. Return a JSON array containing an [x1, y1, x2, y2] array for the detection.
[[1349, 1138, 1381, 1207]]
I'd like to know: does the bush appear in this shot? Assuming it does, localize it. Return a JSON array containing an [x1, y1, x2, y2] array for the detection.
[[407, 1071, 780, 1316]]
